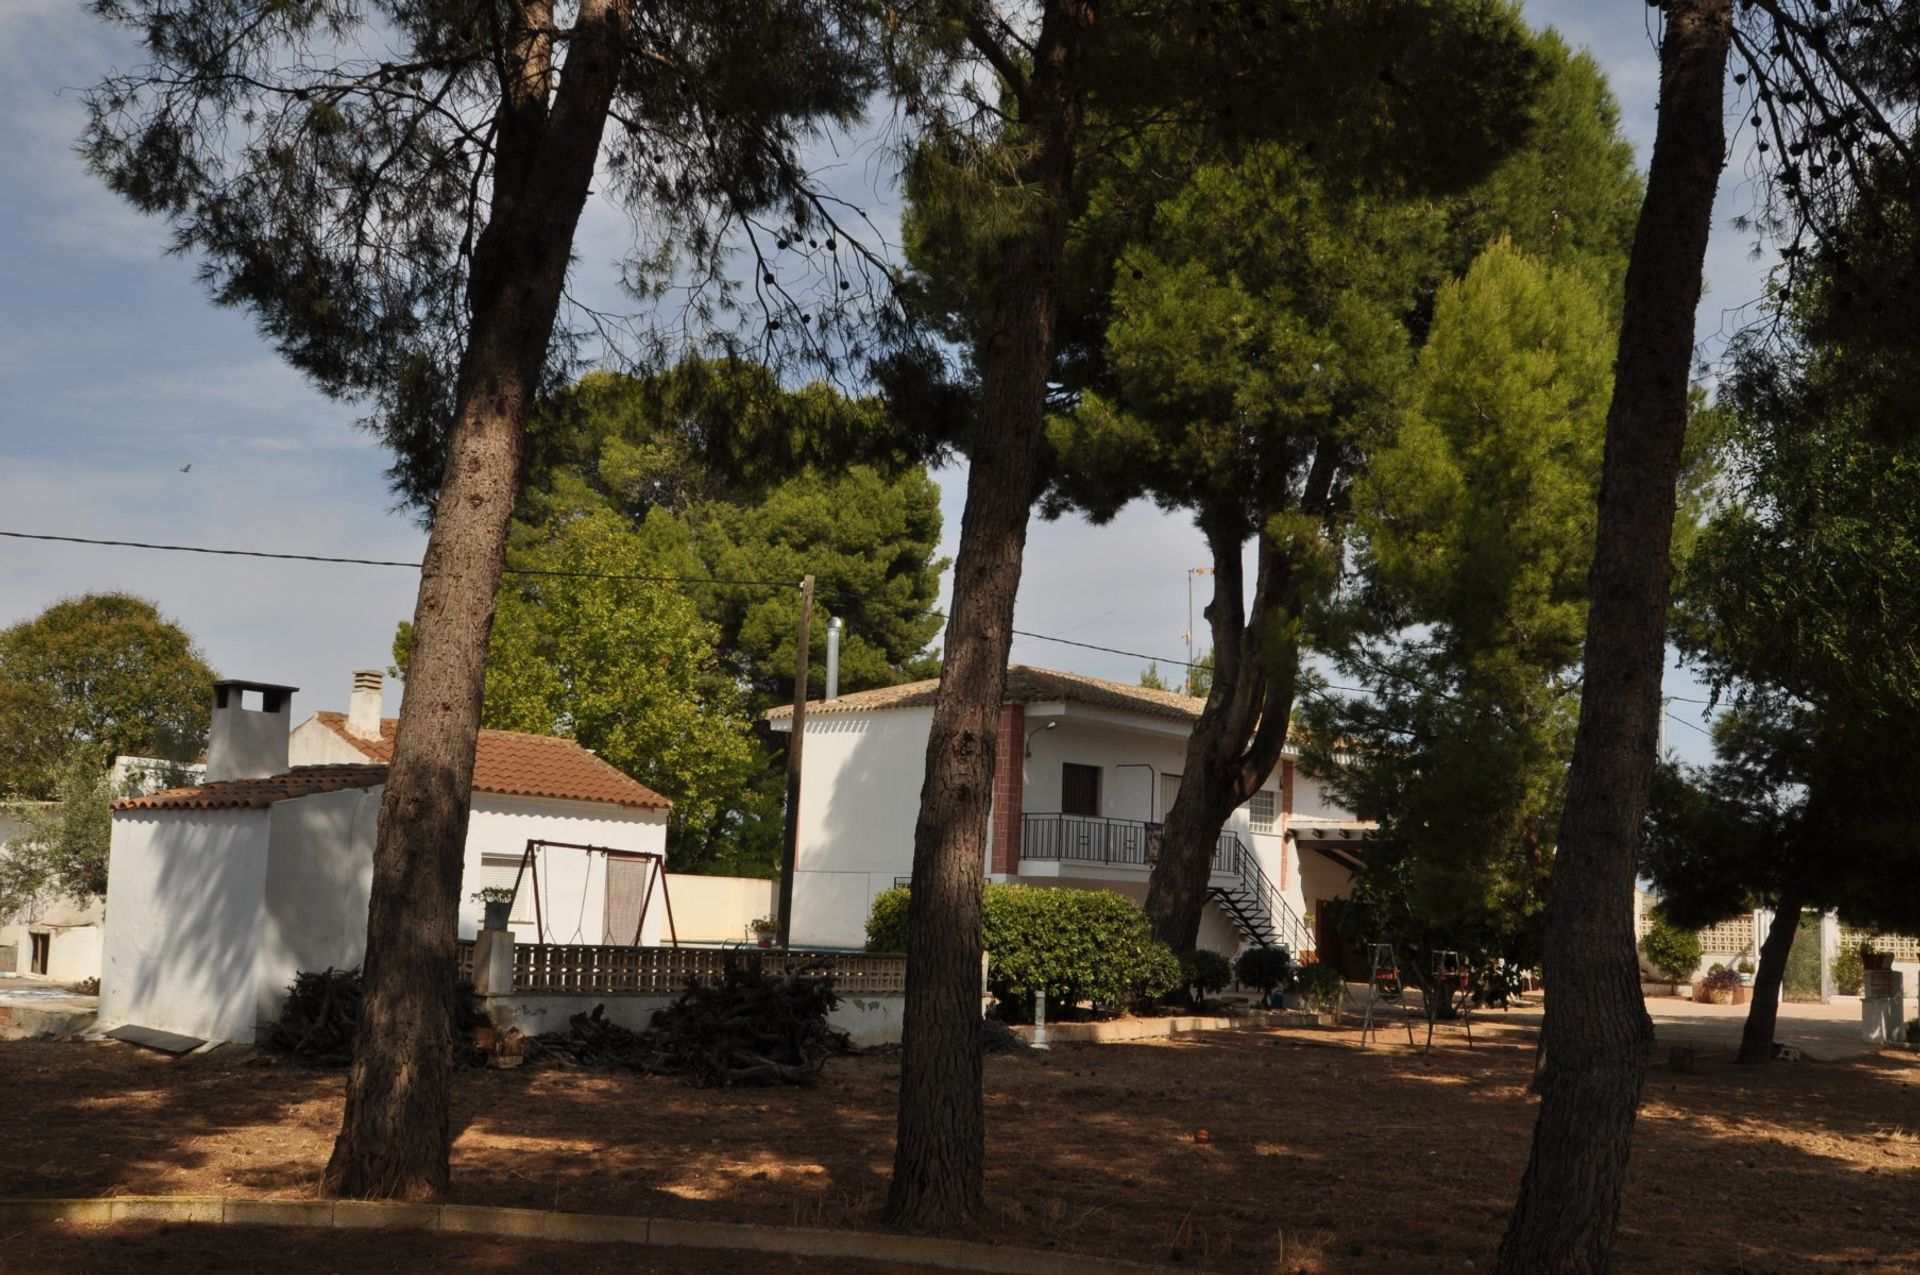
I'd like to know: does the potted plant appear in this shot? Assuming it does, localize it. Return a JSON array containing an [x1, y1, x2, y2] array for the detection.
[[1736, 958, 1756, 987], [748, 916, 778, 949], [1861, 941, 1895, 973], [471, 886, 515, 931], [1295, 961, 1346, 1024], [1700, 966, 1742, 1006]]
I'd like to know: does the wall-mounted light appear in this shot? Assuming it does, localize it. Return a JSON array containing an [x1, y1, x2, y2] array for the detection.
[[1025, 719, 1058, 757]]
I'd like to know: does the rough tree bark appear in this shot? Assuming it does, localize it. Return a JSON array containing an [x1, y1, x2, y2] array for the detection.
[[322, 0, 632, 1200], [1737, 894, 1804, 1065], [1144, 449, 1337, 955], [1494, 2, 1732, 1270], [886, 0, 1095, 1230]]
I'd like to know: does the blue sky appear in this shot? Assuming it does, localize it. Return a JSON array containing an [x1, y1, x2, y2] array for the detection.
[[0, 1, 1760, 761]]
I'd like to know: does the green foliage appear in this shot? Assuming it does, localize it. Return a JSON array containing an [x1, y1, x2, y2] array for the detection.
[[1302, 242, 1618, 970], [398, 507, 772, 876], [1294, 961, 1347, 1016], [0, 594, 214, 800], [1179, 949, 1232, 1002], [1833, 947, 1865, 997], [1233, 945, 1293, 995], [520, 362, 947, 709], [865, 885, 1181, 1016], [1, 753, 120, 917], [1641, 910, 1703, 983], [865, 885, 911, 953], [83, 2, 883, 508], [1784, 915, 1824, 1001]]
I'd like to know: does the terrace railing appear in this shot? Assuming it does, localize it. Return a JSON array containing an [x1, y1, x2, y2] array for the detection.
[[455, 941, 907, 997]]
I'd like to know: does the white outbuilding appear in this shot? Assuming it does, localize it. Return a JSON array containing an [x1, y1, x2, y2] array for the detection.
[[98, 675, 672, 1044]]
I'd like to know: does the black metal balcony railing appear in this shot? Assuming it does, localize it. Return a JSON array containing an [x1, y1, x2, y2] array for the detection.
[[1018, 812, 1312, 954], [1019, 813, 1236, 873]]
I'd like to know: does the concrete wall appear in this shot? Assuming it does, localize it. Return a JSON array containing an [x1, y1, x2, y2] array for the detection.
[[258, 785, 382, 1025], [788, 708, 936, 949], [286, 717, 370, 765], [483, 989, 905, 1048], [99, 808, 273, 1042], [461, 795, 669, 946], [664, 873, 776, 944]]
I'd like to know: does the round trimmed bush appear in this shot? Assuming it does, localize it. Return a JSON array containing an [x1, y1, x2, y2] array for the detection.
[[1180, 949, 1233, 1003], [1641, 910, 1703, 982], [1234, 945, 1293, 995]]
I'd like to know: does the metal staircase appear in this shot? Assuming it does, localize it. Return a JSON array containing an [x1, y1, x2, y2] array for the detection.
[[1209, 833, 1311, 953]]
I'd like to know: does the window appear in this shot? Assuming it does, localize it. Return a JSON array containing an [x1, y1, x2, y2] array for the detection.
[[1247, 788, 1277, 834], [1061, 763, 1102, 817], [478, 854, 534, 923]]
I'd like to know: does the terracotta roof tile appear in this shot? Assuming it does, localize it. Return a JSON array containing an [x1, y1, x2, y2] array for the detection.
[[115, 765, 390, 812], [766, 664, 1207, 724], [311, 713, 670, 810]]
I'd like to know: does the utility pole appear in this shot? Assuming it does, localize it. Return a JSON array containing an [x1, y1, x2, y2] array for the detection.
[[1186, 565, 1213, 696], [776, 574, 815, 949]]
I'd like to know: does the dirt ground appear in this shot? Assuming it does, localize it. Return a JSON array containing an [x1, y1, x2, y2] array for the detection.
[[4, 1015, 1918, 1273]]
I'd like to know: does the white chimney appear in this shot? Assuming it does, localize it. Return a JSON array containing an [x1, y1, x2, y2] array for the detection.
[[346, 669, 384, 741], [204, 680, 297, 782], [825, 617, 843, 700]]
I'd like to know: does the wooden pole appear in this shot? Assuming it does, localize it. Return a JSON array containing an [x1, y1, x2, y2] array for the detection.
[[776, 574, 815, 949]]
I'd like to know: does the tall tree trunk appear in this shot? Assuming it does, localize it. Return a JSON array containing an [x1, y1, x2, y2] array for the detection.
[[1145, 447, 1337, 954], [322, 0, 631, 1201], [1737, 895, 1803, 1065], [886, 0, 1093, 1230], [1145, 530, 1295, 953], [1495, 3, 1731, 1271]]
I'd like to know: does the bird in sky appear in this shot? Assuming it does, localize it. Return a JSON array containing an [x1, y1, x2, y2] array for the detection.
[[179, 464, 191, 473]]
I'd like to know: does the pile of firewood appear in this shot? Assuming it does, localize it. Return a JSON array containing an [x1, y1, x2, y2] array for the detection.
[[262, 967, 489, 1067], [528, 956, 845, 1086], [262, 967, 364, 1065]]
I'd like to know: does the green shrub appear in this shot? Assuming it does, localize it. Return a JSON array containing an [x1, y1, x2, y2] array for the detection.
[[1641, 910, 1703, 982], [1180, 949, 1232, 1002], [865, 884, 1181, 1016], [1234, 946, 1293, 995], [1294, 961, 1346, 1015], [865, 886, 911, 952], [1833, 946, 1865, 997]]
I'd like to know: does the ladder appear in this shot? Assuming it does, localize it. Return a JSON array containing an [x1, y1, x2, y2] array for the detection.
[[1359, 941, 1415, 1048]]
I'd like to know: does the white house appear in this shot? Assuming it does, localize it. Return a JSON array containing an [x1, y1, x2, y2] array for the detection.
[[768, 665, 1368, 954], [98, 673, 673, 1044], [1, 757, 204, 984]]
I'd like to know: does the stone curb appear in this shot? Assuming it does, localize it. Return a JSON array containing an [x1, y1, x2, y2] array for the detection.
[[0, 1196, 1170, 1273], [1012, 1007, 1327, 1045]]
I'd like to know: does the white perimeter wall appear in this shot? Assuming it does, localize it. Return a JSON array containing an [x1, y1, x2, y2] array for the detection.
[[99, 808, 273, 1042], [665, 873, 776, 944], [462, 795, 670, 946]]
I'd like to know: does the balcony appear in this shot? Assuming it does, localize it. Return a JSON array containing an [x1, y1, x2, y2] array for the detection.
[[1018, 813, 1235, 874]]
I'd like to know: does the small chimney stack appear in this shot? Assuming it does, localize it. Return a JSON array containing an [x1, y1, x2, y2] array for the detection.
[[825, 617, 843, 700], [346, 669, 385, 741], [204, 680, 297, 782]]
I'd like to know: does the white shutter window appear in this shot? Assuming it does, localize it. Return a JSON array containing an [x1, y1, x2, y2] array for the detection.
[[478, 854, 534, 922], [1247, 789, 1277, 834]]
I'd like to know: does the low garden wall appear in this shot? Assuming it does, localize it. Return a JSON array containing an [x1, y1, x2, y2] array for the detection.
[[457, 938, 908, 1047]]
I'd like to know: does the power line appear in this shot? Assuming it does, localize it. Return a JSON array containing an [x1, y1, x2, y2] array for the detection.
[[0, 529, 798, 590]]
